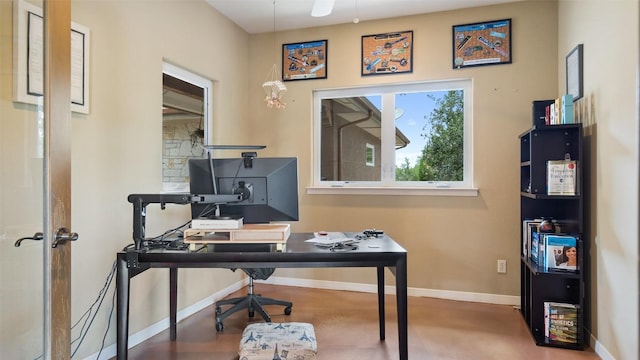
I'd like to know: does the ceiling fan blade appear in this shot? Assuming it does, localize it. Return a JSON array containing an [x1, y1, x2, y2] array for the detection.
[[311, 0, 334, 17]]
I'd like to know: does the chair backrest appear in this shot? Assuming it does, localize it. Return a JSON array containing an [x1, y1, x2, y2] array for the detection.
[[242, 268, 275, 280]]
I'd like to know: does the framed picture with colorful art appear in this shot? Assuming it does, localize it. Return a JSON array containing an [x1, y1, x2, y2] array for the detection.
[[452, 18, 512, 69], [282, 40, 327, 81], [361, 30, 413, 76]]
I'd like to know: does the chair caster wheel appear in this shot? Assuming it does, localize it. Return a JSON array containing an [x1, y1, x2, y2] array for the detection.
[[215, 306, 221, 315], [216, 322, 223, 331], [248, 310, 255, 318], [284, 306, 292, 315]]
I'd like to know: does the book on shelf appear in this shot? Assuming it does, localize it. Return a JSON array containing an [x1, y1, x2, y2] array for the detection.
[[531, 229, 553, 265], [538, 232, 547, 266], [561, 94, 574, 124], [541, 94, 574, 126], [522, 219, 543, 258], [547, 159, 577, 195], [530, 228, 541, 264], [544, 302, 579, 343], [191, 216, 244, 230], [532, 100, 554, 127], [548, 102, 556, 125], [529, 219, 564, 265], [545, 105, 550, 125], [544, 234, 579, 272]]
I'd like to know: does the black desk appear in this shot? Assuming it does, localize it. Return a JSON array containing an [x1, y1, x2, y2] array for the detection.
[[116, 233, 408, 359]]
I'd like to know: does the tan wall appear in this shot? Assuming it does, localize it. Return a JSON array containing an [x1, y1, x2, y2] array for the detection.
[[1, 0, 252, 357], [70, 1, 255, 356], [558, 1, 639, 359], [249, 1, 558, 296]]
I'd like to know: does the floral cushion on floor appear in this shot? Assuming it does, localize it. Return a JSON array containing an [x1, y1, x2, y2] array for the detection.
[[239, 322, 317, 360]]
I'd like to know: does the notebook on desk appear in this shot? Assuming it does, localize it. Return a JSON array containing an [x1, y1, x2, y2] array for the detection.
[[306, 232, 356, 247]]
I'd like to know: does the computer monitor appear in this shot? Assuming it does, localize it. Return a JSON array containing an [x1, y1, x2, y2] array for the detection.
[[188, 157, 299, 224]]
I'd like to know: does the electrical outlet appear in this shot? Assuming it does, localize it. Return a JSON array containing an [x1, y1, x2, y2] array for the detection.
[[497, 259, 507, 273]]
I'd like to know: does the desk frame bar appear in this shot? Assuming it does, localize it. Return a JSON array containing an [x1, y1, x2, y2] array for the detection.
[[116, 246, 408, 360]]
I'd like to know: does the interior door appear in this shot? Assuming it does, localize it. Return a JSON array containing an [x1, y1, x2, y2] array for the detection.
[[0, 0, 73, 358]]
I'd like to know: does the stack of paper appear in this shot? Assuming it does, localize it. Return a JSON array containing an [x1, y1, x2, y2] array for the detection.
[[305, 232, 355, 246]]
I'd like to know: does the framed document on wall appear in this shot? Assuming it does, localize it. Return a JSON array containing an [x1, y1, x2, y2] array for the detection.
[[13, 0, 91, 113], [566, 44, 583, 102]]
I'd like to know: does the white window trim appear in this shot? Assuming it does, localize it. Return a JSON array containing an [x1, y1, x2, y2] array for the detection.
[[306, 186, 478, 196], [309, 79, 478, 196]]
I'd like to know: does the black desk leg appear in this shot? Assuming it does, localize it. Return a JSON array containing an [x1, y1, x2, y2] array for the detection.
[[170, 267, 178, 341], [116, 255, 130, 360], [377, 266, 385, 340], [396, 255, 408, 360]]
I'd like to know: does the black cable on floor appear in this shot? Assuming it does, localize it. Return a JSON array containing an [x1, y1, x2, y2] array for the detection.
[[31, 260, 117, 360], [70, 260, 116, 358], [96, 287, 117, 360]]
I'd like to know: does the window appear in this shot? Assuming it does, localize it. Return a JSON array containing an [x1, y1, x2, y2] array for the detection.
[[310, 79, 476, 196], [162, 62, 212, 193], [365, 143, 375, 167]]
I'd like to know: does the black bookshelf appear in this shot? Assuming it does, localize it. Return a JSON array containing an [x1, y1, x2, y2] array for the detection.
[[519, 122, 586, 350]]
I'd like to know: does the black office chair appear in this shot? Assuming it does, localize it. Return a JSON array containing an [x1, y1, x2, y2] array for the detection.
[[214, 267, 292, 331]]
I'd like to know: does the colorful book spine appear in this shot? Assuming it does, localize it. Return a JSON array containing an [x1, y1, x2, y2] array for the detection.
[[530, 230, 540, 264], [541, 95, 574, 125], [561, 94, 574, 124], [522, 219, 543, 258], [545, 105, 550, 125], [538, 233, 546, 265], [531, 230, 552, 265]]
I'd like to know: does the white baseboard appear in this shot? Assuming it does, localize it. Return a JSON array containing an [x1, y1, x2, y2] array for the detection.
[[260, 276, 521, 305], [89, 276, 616, 360], [261, 277, 615, 359], [591, 332, 615, 360]]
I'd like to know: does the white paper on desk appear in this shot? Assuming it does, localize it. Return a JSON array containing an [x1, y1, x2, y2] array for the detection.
[[306, 232, 354, 245]]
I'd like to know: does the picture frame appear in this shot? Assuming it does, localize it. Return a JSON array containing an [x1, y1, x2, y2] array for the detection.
[[13, 0, 90, 114], [361, 30, 413, 76], [282, 40, 327, 81], [566, 44, 583, 102], [452, 18, 512, 69]]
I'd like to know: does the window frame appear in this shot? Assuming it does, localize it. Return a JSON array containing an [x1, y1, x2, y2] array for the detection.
[[308, 79, 477, 196]]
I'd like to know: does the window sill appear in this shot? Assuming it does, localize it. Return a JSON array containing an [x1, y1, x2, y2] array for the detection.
[[306, 186, 479, 196]]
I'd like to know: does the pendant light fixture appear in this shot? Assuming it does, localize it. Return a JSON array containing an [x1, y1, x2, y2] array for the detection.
[[353, 0, 359, 23], [262, 0, 286, 109]]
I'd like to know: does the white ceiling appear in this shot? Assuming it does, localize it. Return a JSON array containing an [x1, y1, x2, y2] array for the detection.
[[205, 0, 522, 34]]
